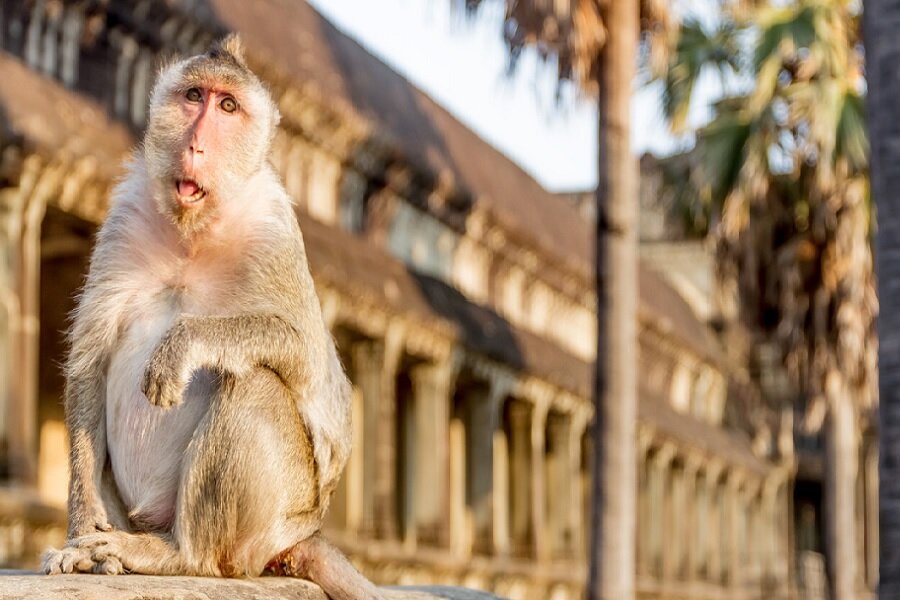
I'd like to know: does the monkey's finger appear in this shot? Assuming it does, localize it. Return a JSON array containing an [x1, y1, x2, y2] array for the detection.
[[93, 556, 123, 575], [95, 519, 112, 532]]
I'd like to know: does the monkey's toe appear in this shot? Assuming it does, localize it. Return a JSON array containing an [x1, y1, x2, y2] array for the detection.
[[41, 548, 64, 574], [43, 546, 94, 574]]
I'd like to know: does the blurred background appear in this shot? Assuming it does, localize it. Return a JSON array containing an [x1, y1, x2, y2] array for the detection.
[[0, 1, 875, 599]]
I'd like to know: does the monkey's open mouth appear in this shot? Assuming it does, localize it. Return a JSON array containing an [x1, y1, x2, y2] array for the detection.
[[175, 178, 207, 206]]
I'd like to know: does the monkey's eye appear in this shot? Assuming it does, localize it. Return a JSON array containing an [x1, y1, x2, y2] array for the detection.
[[185, 88, 202, 103], [220, 96, 238, 114]]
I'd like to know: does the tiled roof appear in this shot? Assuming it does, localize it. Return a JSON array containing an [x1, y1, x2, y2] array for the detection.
[[0, 52, 132, 179], [0, 47, 761, 469], [207, 0, 593, 278], [203, 0, 722, 362]]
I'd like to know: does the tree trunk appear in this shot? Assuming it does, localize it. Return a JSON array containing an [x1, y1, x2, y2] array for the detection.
[[824, 371, 858, 600], [587, 1, 639, 599], [865, 1, 900, 597]]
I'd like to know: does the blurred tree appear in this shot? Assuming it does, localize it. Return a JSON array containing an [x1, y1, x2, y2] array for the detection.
[[457, 1, 672, 598], [660, 2, 874, 598], [864, 0, 900, 596]]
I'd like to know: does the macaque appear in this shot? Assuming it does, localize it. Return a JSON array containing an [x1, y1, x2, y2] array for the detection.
[[41, 36, 381, 600]]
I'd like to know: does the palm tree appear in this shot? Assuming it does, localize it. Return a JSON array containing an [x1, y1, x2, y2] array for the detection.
[[864, 1, 900, 597], [660, 2, 875, 599], [458, 1, 671, 598]]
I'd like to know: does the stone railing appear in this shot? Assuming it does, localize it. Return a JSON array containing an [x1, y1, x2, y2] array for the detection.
[[0, 572, 502, 599], [0, 486, 66, 569]]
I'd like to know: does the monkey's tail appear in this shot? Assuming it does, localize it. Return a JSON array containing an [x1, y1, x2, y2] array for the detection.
[[264, 533, 384, 600]]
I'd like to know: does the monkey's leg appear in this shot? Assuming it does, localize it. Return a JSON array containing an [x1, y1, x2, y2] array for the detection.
[[44, 530, 183, 575], [51, 369, 306, 578], [267, 532, 383, 600]]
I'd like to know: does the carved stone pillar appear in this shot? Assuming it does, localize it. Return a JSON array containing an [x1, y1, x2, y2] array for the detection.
[[376, 323, 405, 540], [762, 476, 778, 586], [725, 470, 745, 591], [2, 155, 50, 486], [507, 400, 533, 556], [569, 412, 591, 561], [544, 410, 570, 560], [683, 454, 702, 582], [468, 378, 505, 554], [350, 340, 382, 537], [410, 356, 457, 547], [491, 379, 514, 557], [704, 461, 724, 583], [634, 427, 652, 578], [530, 399, 549, 561], [742, 480, 763, 588], [650, 442, 676, 582], [350, 323, 404, 540]]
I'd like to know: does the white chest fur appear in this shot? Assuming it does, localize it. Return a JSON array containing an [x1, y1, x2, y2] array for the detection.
[[106, 284, 221, 529], [104, 229, 245, 529]]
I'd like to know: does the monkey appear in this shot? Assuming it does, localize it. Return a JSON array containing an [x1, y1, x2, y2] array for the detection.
[[40, 35, 383, 600]]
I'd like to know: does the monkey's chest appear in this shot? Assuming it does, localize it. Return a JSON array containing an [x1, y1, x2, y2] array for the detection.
[[105, 297, 216, 530]]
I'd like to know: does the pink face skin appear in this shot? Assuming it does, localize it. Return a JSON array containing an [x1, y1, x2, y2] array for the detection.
[[174, 86, 243, 211]]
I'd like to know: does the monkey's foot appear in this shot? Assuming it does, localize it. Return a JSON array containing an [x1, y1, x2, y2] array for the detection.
[[43, 533, 127, 575]]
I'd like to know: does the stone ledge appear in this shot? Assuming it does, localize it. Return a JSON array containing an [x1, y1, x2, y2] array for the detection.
[[0, 572, 504, 599]]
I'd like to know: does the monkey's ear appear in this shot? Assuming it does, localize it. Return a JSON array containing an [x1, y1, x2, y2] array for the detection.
[[210, 33, 247, 66]]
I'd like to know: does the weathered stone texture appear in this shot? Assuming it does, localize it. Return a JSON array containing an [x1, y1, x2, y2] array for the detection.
[[0, 572, 503, 600]]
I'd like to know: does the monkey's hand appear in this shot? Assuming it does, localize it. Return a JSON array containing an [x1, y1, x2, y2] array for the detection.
[[142, 320, 193, 409], [68, 503, 113, 539]]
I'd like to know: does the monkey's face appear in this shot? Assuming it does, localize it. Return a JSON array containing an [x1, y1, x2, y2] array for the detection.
[[143, 48, 280, 235]]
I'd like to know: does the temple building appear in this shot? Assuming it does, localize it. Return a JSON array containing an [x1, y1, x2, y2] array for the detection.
[[0, 1, 877, 598]]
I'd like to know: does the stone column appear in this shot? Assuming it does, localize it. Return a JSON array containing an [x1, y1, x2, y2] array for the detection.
[[2, 156, 51, 486], [449, 406, 468, 556], [762, 473, 785, 589], [376, 323, 405, 540], [350, 324, 404, 540], [490, 375, 515, 557], [683, 453, 703, 582], [507, 400, 532, 556], [468, 377, 506, 554], [350, 340, 383, 537], [493, 422, 510, 557], [704, 461, 724, 583], [110, 30, 138, 119], [651, 443, 676, 582], [634, 427, 652, 578], [530, 399, 549, 561], [570, 412, 591, 561], [671, 464, 688, 580], [742, 480, 763, 588], [725, 470, 745, 591], [411, 356, 457, 547], [544, 411, 571, 560]]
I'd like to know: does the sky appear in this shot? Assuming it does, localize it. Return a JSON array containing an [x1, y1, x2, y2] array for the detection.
[[306, 0, 721, 193]]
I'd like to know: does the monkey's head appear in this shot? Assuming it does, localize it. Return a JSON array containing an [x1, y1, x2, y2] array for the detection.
[[143, 35, 280, 234]]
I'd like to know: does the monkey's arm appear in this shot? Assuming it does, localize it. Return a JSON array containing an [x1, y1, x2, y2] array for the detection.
[[64, 291, 121, 539], [65, 358, 113, 539], [142, 314, 317, 408]]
